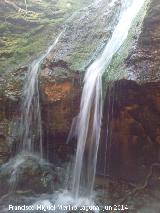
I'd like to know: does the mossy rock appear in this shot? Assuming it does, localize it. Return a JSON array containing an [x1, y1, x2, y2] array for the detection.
[[0, 0, 92, 74]]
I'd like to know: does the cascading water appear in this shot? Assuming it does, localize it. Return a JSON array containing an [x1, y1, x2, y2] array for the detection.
[[0, 0, 151, 212], [0, 32, 64, 194], [18, 32, 63, 158], [72, 0, 145, 198]]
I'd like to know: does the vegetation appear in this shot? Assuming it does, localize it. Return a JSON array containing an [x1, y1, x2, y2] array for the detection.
[[103, 0, 151, 84], [0, 0, 92, 74]]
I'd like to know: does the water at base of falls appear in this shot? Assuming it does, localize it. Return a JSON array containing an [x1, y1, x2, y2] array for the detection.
[[1, 181, 160, 213], [0, 191, 99, 213]]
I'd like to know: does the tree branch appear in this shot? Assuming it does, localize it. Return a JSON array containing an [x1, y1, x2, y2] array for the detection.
[[118, 163, 160, 204]]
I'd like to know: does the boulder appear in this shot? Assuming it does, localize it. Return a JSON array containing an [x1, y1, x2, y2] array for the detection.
[[0, 153, 65, 196]]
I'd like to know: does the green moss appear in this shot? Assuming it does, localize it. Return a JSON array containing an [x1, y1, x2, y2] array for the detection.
[[57, 0, 92, 13], [69, 43, 97, 71], [63, 33, 103, 71], [0, 0, 92, 75], [103, 0, 151, 84]]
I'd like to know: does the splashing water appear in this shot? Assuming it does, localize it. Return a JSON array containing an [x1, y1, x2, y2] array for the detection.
[[18, 32, 64, 158], [72, 0, 145, 198]]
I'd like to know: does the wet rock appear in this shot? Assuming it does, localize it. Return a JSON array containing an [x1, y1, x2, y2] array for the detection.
[[44, 0, 121, 71], [0, 0, 160, 192], [0, 0, 92, 73], [0, 66, 25, 165], [0, 154, 64, 196], [0, 135, 10, 165], [99, 79, 160, 183], [0, 1, 121, 164], [126, 0, 160, 82], [38, 0, 122, 161], [39, 68, 81, 162], [0, 105, 11, 165], [95, 175, 160, 212], [40, 67, 82, 135]]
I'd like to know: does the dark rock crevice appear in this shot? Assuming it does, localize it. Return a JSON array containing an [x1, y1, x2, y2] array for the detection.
[[98, 79, 160, 184]]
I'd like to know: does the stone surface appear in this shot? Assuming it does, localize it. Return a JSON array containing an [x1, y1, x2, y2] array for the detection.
[[126, 0, 160, 82], [0, 0, 92, 74], [39, 61, 82, 158], [0, 90, 18, 165], [95, 174, 160, 212], [96, 0, 160, 183], [98, 79, 160, 183], [43, 0, 121, 71], [39, 0, 121, 143], [0, 0, 160, 191], [0, 154, 65, 196]]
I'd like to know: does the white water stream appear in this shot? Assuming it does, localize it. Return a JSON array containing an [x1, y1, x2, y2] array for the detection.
[[72, 0, 145, 198], [19, 32, 63, 158]]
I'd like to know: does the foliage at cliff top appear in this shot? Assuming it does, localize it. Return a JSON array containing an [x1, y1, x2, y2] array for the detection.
[[0, 0, 91, 74]]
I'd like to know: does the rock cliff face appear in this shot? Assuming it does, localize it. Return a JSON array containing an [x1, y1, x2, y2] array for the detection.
[[0, 0, 94, 164], [98, 0, 160, 182], [99, 80, 160, 183], [38, 0, 160, 172], [40, 61, 82, 136], [0, 0, 160, 186], [38, 0, 121, 158], [0, 66, 27, 165], [0, 75, 21, 165], [0, 0, 92, 74], [39, 62, 82, 161], [126, 0, 160, 82]]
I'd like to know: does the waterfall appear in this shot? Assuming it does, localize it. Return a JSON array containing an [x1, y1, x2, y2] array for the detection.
[[18, 32, 63, 158], [72, 0, 145, 198]]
